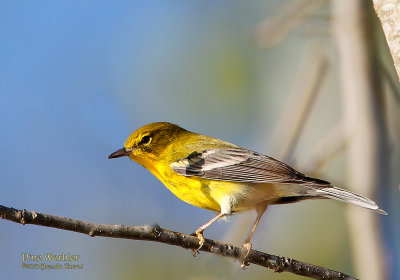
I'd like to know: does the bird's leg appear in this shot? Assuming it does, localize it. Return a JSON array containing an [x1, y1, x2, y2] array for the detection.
[[240, 204, 268, 267], [194, 212, 225, 250]]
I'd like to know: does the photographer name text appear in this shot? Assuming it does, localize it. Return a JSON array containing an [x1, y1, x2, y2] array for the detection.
[[21, 253, 83, 270]]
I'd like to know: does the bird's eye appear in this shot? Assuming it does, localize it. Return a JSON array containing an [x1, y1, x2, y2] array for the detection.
[[139, 135, 152, 145]]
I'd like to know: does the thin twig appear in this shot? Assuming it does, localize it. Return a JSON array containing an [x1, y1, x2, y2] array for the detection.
[[380, 58, 400, 105], [0, 205, 356, 280], [257, 0, 326, 47], [301, 123, 349, 175], [269, 45, 329, 163]]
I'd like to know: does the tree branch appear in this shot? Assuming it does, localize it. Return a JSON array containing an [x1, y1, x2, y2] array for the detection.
[[373, 0, 400, 83], [1, 204, 355, 280], [332, 1, 388, 279]]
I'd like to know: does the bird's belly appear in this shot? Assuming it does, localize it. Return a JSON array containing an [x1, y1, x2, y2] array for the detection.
[[160, 174, 284, 213]]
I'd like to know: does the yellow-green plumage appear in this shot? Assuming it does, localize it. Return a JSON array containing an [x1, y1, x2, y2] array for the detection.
[[111, 122, 386, 215], [108, 122, 386, 251]]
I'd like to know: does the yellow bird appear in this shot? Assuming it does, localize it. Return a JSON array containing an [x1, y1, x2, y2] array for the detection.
[[108, 122, 386, 253]]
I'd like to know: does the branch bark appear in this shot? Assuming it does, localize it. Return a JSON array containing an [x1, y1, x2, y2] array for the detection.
[[373, 0, 400, 82], [0, 204, 356, 280]]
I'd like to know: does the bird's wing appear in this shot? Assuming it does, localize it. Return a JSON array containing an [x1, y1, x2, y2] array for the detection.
[[170, 148, 387, 214], [170, 148, 328, 184]]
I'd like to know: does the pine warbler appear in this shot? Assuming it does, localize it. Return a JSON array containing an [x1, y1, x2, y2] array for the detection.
[[108, 122, 386, 253]]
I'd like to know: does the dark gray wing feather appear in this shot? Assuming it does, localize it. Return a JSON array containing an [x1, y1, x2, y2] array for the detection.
[[170, 148, 329, 185]]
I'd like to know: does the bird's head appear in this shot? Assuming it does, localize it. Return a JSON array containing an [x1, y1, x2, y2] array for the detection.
[[108, 122, 187, 164]]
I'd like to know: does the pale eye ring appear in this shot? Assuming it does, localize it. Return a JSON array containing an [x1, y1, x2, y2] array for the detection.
[[140, 135, 152, 145]]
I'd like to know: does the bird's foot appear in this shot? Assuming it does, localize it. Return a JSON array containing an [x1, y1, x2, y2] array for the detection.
[[239, 242, 252, 269], [195, 230, 205, 250], [190, 230, 205, 259]]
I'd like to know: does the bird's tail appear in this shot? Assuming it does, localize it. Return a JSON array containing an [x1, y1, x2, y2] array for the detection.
[[309, 185, 387, 215]]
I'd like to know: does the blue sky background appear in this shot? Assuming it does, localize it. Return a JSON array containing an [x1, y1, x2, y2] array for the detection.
[[1, 1, 398, 279]]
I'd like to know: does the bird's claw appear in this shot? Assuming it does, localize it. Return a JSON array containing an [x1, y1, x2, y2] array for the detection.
[[191, 249, 200, 260]]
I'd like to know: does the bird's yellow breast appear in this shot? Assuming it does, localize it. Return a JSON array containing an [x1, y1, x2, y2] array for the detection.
[[141, 158, 247, 212]]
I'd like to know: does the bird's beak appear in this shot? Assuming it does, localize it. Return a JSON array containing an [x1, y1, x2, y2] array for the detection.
[[108, 147, 132, 159]]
